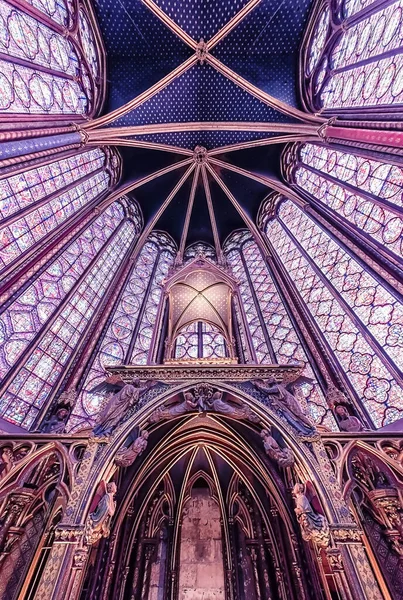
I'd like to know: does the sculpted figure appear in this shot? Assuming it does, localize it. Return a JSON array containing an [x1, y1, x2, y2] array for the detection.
[[208, 391, 259, 423], [40, 408, 69, 434], [85, 482, 117, 545], [254, 379, 314, 431], [292, 483, 330, 548], [149, 392, 199, 424], [261, 429, 295, 468], [115, 430, 149, 467], [0, 447, 14, 482], [93, 379, 155, 436], [335, 405, 365, 432]]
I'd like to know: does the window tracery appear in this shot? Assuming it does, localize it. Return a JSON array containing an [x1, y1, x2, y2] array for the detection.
[[303, 0, 403, 112], [68, 233, 176, 431], [0, 148, 115, 273], [263, 200, 403, 427], [292, 143, 403, 262], [0, 0, 102, 116], [224, 231, 336, 430], [0, 199, 139, 428], [174, 321, 228, 360]]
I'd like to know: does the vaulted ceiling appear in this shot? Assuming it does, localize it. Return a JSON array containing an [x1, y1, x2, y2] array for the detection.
[[91, 0, 318, 250]]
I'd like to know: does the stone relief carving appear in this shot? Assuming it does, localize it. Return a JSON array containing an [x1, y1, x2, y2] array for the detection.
[[148, 385, 259, 424]]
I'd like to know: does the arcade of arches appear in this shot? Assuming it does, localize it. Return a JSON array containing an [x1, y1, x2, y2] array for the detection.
[[0, 0, 403, 599]]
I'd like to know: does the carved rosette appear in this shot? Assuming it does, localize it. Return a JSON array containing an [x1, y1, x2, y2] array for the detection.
[[326, 548, 344, 572]]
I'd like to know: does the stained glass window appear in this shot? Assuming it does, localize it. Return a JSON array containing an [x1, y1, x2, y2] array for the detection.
[[224, 231, 337, 430], [67, 233, 176, 432], [174, 321, 228, 360], [129, 238, 176, 364], [0, 149, 111, 272], [0, 0, 101, 115], [184, 242, 217, 262], [0, 200, 138, 428], [293, 143, 403, 262], [264, 200, 403, 427], [304, 0, 403, 111]]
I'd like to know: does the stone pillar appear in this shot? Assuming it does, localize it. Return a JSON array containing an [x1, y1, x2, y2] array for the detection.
[[35, 440, 102, 600]]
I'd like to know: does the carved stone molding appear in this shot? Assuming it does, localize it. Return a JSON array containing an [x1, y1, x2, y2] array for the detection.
[[329, 524, 363, 544], [106, 363, 303, 382], [54, 524, 85, 544]]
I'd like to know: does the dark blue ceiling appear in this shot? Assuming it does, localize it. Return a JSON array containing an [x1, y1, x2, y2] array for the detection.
[[93, 0, 313, 244]]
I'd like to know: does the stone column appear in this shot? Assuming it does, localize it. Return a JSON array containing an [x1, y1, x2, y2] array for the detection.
[[35, 440, 102, 600]]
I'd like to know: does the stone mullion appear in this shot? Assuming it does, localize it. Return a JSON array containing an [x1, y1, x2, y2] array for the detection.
[[263, 251, 328, 391], [0, 51, 77, 81], [0, 207, 96, 306], [265, 237, 373, 426], [0, 219, 128, 399], [300, 162, 403, 217]]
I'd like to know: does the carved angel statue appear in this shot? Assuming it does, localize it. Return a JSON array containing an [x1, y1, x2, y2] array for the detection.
[[115, 430, 149, 467], [85, 481, 117, 546], [149, 392, 199, 424], [292, 482, 330, 548], [207, 390, 260, 423], [261, 429, 295, 468], [253, 378, 314, 432], [335, 405, 365, 433], [93, 378, 156, 436]]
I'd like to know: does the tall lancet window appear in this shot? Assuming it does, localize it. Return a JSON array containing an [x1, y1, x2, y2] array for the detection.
[[0, 148, 117, 276], [291, 143, 403, 264], [224, 231, 336, 430], [69, 232, 176, 432], [0, 0, 103, 117], [302, 0, 403, 112], [263, 200, 403, 428], [0, 199, 140, 429]]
